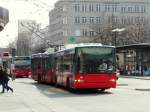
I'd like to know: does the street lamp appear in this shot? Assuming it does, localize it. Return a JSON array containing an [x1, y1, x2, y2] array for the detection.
[[112, 28, 126, 46]]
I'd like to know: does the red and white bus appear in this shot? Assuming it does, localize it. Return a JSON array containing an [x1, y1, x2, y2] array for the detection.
[[31, 53, 54, 83], [31, 43, 117, 91], [54, 43, 117, 91], [11, 56, 31, 77]]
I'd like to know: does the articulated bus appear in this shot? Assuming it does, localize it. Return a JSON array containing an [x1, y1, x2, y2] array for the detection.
[[11, 56, 31, 77], [31, 43, 117, 91], [31, 53, 54, 83], [54, 43, 116, 90]]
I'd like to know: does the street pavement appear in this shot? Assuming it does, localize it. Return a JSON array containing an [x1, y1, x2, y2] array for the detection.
[[0, 77, 150, 112], [120, 75, 150, 80]]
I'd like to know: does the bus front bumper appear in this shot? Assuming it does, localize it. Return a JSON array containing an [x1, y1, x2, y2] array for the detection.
[[74, 81, 116, 89]]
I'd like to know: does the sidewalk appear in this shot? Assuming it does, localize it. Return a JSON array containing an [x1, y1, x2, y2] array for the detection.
[[120, 75, 150, 80]]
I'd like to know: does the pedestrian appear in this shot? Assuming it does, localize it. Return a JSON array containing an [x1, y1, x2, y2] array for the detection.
[[3, 68, 13, 93], [0, 66, 6, 93], [0, 66, 3, 86]]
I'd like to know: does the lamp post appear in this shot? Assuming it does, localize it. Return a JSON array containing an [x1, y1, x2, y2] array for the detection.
[[112, 28, 126, 46]]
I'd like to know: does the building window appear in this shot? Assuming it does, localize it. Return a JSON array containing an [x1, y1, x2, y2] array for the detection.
[[141, 6, 146, 13], [89, 4, 94, 12], [75, 17, 80, 23], [82, 4, 87, 12], [128, 7, 133, 13], [63, 17, 67, 24], [121, 7, 126, 13], [82, 17, 87, 23], [82, 29, 88, 37], [96, 4, 101, 12], [141, 17, 145, 24], [89, 31, 95, 37], [122, 18, 127, 25], [63, 5, 67, 11], [96, 17, 101, 24], [112, 5, 117, 12], [105, 4, 110, 12], [135, 6, 139, 13], [89, 17, 94, 23], [63, 30, 68, 36], [74, 4, 80, 12], [135, 17, 140, 24]]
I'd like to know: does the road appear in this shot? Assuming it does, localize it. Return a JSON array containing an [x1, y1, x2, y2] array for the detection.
[[0, 77, 150, 112]]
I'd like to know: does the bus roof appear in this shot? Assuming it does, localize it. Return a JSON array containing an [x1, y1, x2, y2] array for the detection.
[[58, 43, 114, 51], [31, 53, 50, 59], [60, 43, 114, 50], [14, 56, 30, 58], [55, 43, 115, 56]]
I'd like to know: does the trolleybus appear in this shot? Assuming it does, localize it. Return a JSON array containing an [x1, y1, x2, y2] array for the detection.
[[31, 43, 117, 91], [31, 53, 54, 83], [11, 56, 31, 77], [54, 43, 117, 90]]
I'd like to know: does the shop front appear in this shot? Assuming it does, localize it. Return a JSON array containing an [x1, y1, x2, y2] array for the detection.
[[116, 44, 150, 76]]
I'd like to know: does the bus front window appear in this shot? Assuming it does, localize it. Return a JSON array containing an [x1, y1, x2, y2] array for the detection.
[[77, 47, 115, 74]]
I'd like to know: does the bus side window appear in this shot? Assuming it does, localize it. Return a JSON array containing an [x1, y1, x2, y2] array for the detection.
[[63, 64, 70, 71], [77, 57, 80, 72]]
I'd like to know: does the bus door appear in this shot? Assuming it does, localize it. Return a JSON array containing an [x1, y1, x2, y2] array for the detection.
[[55, 56, 62, 85], [60, 57, 64, 85]]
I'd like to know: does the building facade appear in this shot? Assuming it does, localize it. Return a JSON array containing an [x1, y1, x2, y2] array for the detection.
[[17, 20, 37, 56], [49, 0, 150, 45], [0, 7, 9, 31]]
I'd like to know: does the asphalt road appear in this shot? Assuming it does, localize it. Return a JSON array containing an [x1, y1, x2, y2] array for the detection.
[[0, 77, 150, 112]]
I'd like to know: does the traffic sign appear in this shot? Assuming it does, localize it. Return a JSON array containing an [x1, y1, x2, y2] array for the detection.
[[68, 36, 79, 43]]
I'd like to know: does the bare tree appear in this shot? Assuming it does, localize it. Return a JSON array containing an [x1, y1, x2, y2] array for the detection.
[[125, 21, 150, 44], [90, 15, 150, 46]]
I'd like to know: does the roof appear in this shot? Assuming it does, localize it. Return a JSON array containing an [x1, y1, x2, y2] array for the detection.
[[55, 43, 115, 56], [116, 43, 150, 50], [59, 43, 114, 51], [31, 53, 50, 59]]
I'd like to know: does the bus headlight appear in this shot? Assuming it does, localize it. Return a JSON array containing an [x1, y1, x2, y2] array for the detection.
[[75, 79, 84, 83], [109, 79, 116, 82]]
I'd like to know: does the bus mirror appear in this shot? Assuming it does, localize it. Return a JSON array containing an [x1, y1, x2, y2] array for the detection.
[[79, 70, 83, 74]]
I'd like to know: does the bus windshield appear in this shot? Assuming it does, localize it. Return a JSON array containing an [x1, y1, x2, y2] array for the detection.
[[14, 56, 31, 70], [15, 65, 31, 70], [14, 57, 30, 61], [77, 47, 115, 74]]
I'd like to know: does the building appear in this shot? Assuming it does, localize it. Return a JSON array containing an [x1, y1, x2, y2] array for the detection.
[[116, 43, 150, 76], [48, 0, 150, 45], [17, 20, 37, 56], [0, 6, 9, 31]]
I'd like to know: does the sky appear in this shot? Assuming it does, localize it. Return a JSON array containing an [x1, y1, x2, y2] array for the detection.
[[0, 0, 58, 48]]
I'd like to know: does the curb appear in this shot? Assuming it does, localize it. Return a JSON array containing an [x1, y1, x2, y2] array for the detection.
[[120, 75, 150, 80]]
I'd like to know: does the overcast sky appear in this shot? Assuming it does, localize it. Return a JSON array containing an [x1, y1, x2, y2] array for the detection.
[[0, 0, 58, 48]]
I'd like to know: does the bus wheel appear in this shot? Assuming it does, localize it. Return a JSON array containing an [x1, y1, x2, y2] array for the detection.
[[54, 76, 58, 87], [66, 78, 71, 91], [100, 89, 105, 92], [38, 75, 41, 83]]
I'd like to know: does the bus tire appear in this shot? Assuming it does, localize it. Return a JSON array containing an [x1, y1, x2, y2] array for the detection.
[[38, 75, 41, 83], [54, 76, 58, 87], [100, 89, 105, 92], [66, 78, 71, 91]]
